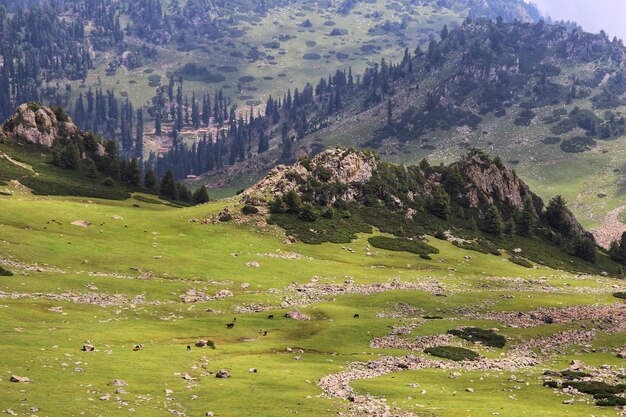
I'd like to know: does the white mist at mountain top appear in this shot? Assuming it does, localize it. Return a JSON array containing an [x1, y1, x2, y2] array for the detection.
[[527, 0, 626, 40]]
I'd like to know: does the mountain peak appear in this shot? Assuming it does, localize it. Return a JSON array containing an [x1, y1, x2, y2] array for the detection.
[[0, 103, 80, 147], [244, 148, 378, 202]]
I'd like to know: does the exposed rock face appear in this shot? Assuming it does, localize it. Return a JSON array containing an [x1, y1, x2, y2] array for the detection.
[[458, 152, 532, 210], [243, 148, 377, 203], [458, 151, 584, 235], [1, 103, 79, 147]]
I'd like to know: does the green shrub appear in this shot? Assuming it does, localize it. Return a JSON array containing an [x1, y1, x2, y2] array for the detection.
[[447, 327, 506, 348], [423, 315, 443, 320], [0, 266, 13, 276], [316, 166, 333, 182], [613, 292, 626, 299], [321, 207, 335, 219], [298, 203, 318, 222], [242, 205, 259, 215], [596, 396, 626, 407], [453, 240, 500, 256], [27, 102, 40, 112], [562, 381, 625, 397], [424, 346, 479, 361], [509, 256, 533, 268], [434, 229, 447, 240], [206, 340, 216, 349], [102, 177, 114, 187], [268, 212, 372, 244], [560, 370, 592, 379], [368, 236, 439, 256]]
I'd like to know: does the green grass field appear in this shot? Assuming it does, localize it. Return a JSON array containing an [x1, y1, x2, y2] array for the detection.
[[1, 177, 625, 416]]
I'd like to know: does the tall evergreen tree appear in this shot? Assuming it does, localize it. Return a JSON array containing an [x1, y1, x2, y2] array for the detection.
[[192, 185, 210, 204], [144, 169, 157, 191], [135, 108, 144, 159], [483, 205, 504, 236], [517, 197, 537, 236], [159, 170, 178, 200]]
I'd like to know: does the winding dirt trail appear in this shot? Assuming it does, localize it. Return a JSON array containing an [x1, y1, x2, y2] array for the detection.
[[592, 205, 626, 249]]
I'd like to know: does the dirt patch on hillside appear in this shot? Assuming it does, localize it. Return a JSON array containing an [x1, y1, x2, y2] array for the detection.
[[592, 205, 626, 249]]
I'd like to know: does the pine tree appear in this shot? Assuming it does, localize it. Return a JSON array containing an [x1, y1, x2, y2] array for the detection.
[[428, 186, 450, 220], [517, 197, 537, 237], [505, 217, 516, 236], [144, 169, 157, 191], [191, 92, 200, 128], [192, 185, 210, 205], [135, 108, 144, 159], [545, 195, 571, 235], [284, 190, 302, 213], [176, 182, 191, 202], [159, 170, 178, 200], [573, 236, 596, 263], [440, 24, 449, 40], [483, 205, 504, 236], [280, 123, 292, 161], [610, 232, 626, 264], [128, 158, 141, 187]]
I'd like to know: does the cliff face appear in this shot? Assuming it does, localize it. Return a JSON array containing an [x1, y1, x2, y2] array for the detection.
[[458, 152, 532, 210], [0, 103, 79, 147]]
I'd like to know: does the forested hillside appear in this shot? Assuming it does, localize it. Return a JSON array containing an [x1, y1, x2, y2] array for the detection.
[[0, 0, 539, 175]]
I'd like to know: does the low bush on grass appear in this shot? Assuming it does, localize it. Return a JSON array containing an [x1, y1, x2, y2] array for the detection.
[[560, 370, 592, 379], [453, 240, 500, 256], [368, 236, 439, 256], [560, 136, 596, 153], [269, 212, 372, 244], [242, 205, 259, 215], [508, 256, 533, 268], [543, 377, 626, 407], [0, 266, 13, 276], [613, 292, 626, 299], [447, 327, 506, 348], [424, 346, 479, 361]]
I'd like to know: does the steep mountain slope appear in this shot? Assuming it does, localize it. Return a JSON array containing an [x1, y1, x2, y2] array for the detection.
[[0, 0, 539, 158], [256, 18, 626, 229]]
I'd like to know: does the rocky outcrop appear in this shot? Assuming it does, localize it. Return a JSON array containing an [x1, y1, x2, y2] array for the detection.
[[458, 150, 585, 235], [1, 103, 80, 147], [243, 148, 377, 203], [458, 151, 533, 210]]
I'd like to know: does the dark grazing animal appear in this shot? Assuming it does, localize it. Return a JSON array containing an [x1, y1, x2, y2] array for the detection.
[[353, 314, 360, 319], [226, 323, 235, 329], [187, 345, 191, 351], [267, 314, 274, 319]]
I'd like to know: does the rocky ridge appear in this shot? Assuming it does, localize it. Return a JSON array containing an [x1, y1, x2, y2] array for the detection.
[[1, 103, 81, 147]]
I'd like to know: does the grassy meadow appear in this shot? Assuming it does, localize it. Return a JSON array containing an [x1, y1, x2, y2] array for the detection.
[[0, 179, 625, 416]]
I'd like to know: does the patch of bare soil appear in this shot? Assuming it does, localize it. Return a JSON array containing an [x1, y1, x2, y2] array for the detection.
[[592, 205, 626, 249]]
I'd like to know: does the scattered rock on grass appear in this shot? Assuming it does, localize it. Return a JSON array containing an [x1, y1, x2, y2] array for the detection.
[[285, 310, 311, 320], [215, 370, 230, 379]]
